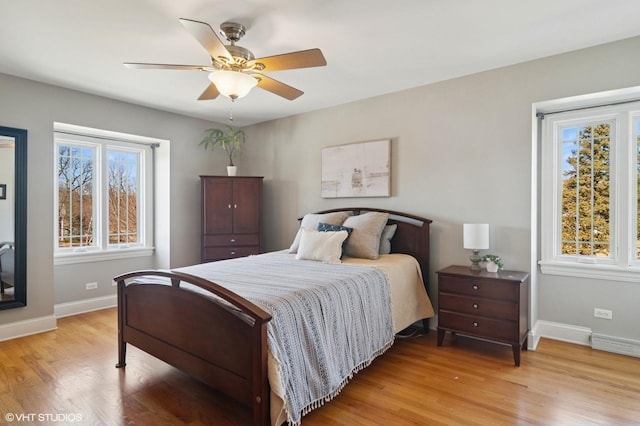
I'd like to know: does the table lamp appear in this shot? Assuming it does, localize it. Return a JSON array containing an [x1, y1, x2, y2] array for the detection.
[[463, 223, 489, 271]]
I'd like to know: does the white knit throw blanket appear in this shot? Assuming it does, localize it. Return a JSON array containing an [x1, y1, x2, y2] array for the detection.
[[175, 253, 394, 426]]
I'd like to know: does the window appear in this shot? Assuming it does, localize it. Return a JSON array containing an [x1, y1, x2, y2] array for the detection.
[[540, 102, 640, 282], [54, 123, 156, 264]]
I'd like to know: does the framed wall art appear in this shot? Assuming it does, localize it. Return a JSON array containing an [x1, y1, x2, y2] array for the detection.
[[321, 139, 390, 198]]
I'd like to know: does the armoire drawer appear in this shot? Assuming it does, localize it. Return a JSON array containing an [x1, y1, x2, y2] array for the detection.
[[202, 245, 260, 262], [204, 233, 260, 247]]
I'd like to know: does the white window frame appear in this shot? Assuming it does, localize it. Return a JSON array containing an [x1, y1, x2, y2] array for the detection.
[[540, 102, 640, 282], [54, 123, 156, 265]]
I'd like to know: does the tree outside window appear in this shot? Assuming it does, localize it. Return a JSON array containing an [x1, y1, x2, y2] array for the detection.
[[107, 150, 139, 245], [57, 145, 95, 248], [560, 122, 611, 257]]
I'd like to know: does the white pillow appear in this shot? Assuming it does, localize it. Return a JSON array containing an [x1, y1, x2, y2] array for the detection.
[[288, 211, 350, 253], [342, 212, 389, 259], [295, 228, 349, 263]]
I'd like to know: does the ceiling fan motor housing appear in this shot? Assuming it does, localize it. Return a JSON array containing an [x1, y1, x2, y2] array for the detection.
[[219, 22, 246, 43], [216, 22, 258, 71], [225, 45, 254, 64]]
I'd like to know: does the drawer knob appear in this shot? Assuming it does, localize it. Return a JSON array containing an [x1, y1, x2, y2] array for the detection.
[[472, 284, 479, 290], [473, 303, 479, 309], [230, 238, 236, 243], [473, 321, 479, 327], [230, 251, 236, 255]]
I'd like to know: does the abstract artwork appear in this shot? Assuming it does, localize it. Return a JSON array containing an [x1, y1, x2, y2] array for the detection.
[[321, 139, 390, 198]]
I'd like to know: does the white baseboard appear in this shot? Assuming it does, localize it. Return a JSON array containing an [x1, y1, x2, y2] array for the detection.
[[0, 295, 116, 342], [432, 315, 583, 352], [0, 315, 57, 342], [530, 320, 592, 349], [54, 294, 117, 318], [592, 333, 640, 358]]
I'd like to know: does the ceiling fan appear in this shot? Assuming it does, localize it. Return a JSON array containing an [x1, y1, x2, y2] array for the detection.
[[124, 18, 327, 101]]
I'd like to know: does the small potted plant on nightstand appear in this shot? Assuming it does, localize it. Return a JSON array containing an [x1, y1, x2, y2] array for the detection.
[[482, 254, 503, 273], [200, 125, 246, 176]]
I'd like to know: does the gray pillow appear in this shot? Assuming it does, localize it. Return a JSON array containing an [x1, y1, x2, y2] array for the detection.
[[342, 212, 389, 259], [379, 224, 397, 255], [288, 211, 350, 253]]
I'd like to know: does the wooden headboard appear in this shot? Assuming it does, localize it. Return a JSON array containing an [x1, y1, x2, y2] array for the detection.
[[313, 207, 433, 293]]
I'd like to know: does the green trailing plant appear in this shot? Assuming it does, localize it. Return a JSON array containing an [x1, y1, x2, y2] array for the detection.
[[482, 254, 504, 269], [199, 125, 246, 166]]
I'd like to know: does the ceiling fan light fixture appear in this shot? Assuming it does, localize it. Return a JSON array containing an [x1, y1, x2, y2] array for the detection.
[[208, 70, 257, 100]]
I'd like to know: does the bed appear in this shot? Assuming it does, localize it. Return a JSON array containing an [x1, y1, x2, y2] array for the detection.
[[115, 208, 434, 425]]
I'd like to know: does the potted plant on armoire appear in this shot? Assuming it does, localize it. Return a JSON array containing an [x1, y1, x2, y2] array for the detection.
[[199, 125, 246, 176]]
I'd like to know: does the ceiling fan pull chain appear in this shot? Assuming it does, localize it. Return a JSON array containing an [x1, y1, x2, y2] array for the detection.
[[228, 106, 233, 122]]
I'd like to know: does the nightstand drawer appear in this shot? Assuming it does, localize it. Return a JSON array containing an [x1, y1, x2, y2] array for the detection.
[[439, 293, 518, 319], [439, 275, 518, 301], [439, 311, 517, 341]]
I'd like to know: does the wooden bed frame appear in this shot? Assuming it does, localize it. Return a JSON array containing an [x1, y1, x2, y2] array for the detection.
[[115, 208, 432, 426]]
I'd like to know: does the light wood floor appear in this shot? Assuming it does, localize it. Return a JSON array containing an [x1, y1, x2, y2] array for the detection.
[[1, 308, 639, 425], [0, 287, 14, 301]]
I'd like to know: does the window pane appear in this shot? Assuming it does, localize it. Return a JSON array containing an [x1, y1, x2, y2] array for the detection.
[[108, 149, 140, 245], [57, 144, 95, 248], [560, 122, 611, 257]]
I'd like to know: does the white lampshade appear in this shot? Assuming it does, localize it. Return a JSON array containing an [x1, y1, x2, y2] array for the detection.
[[208, 70, 257, 100], [463, 223, 489, 250]]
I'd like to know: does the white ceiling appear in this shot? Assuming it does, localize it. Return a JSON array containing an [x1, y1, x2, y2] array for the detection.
[[2, 0, 640, 127]]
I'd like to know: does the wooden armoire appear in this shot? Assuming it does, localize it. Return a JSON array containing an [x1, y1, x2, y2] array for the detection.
[[200, 176, 263, 262]]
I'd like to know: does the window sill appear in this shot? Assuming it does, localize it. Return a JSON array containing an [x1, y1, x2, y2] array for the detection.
[[54, 247, 154, 266], [539, 261, 640, 283]]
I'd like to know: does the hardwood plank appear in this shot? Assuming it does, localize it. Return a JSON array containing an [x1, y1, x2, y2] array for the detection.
[[0, 308, 639, 425]]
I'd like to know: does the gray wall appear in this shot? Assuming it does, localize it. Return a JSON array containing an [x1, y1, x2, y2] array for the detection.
[[1, 34, 640, 343], [242, 35, 640, 342], [0, 73, 225, 324]]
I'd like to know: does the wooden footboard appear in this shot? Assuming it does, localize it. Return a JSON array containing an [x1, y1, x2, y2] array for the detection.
[[115, 270, 272, 426]]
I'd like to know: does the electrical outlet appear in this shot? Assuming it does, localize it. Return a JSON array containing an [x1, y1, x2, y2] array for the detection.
[[85, 282, 98, 290], [594, 308, 613, 320]]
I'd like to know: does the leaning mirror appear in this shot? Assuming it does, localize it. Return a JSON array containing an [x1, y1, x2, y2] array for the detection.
[[0, 126, 26, 310]]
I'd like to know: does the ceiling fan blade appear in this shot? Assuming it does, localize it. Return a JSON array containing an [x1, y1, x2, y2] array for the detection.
[[179, 18, 233, 61], [124, 62, 207, 71], [198, 83, 220, 100], [253, 74, 303, 100], [250, 48, 326, 72]]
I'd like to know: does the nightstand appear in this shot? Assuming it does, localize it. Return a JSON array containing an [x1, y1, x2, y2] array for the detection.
[[436, 265, 529, 366]]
